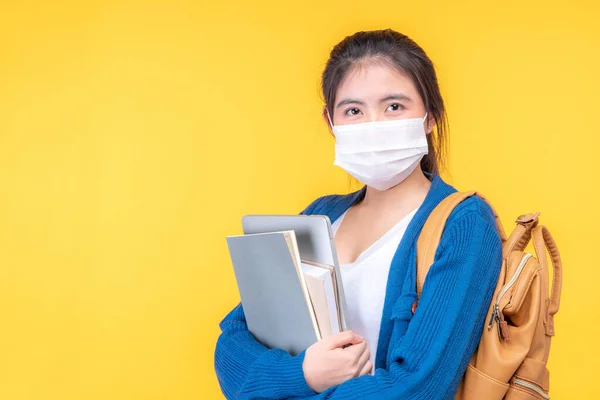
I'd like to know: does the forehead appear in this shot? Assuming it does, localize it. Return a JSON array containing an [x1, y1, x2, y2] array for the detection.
[[336, 62, 418, 100]]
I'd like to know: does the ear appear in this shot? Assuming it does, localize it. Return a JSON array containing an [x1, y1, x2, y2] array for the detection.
[[425, 114, 435, 134], [322, 106, 334, 133]]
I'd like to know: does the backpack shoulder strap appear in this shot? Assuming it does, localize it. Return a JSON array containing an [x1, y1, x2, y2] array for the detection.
[[416, 191, 505, 297]]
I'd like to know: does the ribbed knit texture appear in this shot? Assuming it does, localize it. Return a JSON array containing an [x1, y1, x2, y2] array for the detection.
[[214, 176, 502, 400]]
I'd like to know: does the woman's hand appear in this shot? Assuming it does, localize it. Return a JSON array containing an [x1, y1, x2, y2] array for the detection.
[[302, 331, 372, 393]]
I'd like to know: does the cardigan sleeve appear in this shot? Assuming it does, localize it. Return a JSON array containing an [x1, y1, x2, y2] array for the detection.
[[214, 303, 317, 399], [213, 197, 326, 399], [290, 207, 503, 400]]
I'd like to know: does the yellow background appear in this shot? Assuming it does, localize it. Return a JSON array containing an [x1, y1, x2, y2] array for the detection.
[[0, 0, 598, 399]]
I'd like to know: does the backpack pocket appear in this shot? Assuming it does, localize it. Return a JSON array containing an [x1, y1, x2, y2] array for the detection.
[[505, 358, 551, 399], [456, 364, 509, 399], [505, 382, 550, 400]]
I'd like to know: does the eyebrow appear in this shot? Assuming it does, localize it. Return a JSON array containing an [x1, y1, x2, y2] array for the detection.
[[380, 94, 413, 103], [335, 93, 413, 108], [335, 98, 366, 108]]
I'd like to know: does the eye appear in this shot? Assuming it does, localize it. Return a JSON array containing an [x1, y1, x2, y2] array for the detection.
[[345, 108, 362, 116], [387, 103, 405, 112]]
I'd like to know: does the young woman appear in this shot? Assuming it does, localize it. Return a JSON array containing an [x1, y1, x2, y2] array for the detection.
[[214, 29, 502, 399]]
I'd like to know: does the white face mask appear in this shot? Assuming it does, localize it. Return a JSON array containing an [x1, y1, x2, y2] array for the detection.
[[329, 112, 429, 191]]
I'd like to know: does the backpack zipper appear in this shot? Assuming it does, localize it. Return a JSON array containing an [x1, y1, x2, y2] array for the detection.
[[513, 378, 550, 399], [488, 253, 533, 331]]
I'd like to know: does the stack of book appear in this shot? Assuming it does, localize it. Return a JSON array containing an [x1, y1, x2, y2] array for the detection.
[[226, 225, 344, 355]]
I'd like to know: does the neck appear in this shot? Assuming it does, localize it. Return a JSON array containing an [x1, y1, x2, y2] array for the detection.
[[360, 166, 432, 210]]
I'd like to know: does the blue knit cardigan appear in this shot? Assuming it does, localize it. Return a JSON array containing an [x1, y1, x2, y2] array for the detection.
[[214, 176, 502, 399]]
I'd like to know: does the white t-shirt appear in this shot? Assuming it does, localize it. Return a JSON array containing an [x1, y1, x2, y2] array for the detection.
[[331, 208, 417, 371]]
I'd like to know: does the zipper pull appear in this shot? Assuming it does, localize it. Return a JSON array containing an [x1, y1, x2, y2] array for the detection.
[[495, 308, 511, 341], [499, 320, 511, 341], [489, 303, 505, 339], [487, 304, 499, 330]]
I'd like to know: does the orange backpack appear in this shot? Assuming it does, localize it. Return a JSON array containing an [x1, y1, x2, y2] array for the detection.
[[417, 192, 562, 400]]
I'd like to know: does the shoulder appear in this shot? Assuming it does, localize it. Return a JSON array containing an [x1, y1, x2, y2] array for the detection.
[[436, 194, 503, 264], [441, 194, 500, 242], [427, 176, 496, 229]]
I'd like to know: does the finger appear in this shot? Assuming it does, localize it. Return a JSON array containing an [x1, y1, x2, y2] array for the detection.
[[358, 360, 373, 377], [344, 339, 368, 362], [326, 330, 363, 349], [353, 342, 370, 368]]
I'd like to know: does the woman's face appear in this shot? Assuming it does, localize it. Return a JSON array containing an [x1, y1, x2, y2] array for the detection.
[[329, 62, 429, 128]]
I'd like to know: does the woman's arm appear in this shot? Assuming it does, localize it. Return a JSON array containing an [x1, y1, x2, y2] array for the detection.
[[214, 197, 330, 399], [289, 204, 503, 400], [214, 303, 317, 399]]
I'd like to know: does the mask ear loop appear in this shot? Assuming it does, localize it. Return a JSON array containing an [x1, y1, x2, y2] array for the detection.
[[423, 112, 429, 132], [326, 108, 335, 129]]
